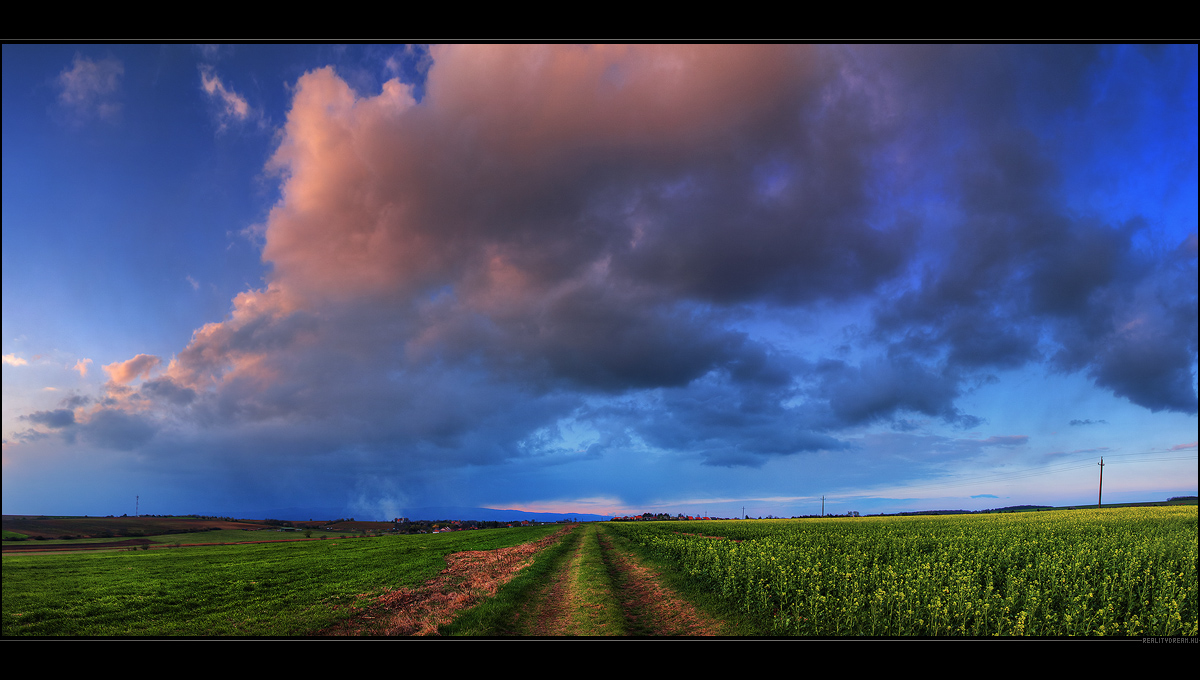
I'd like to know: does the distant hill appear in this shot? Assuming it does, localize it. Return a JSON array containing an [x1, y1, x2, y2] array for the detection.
[[220, 506, 612, 523], [1, 515, 266, 540], [387, 507, 612, 523], [982, 505, 1054, 513]]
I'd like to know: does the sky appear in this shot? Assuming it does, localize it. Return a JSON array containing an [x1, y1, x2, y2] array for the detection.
[[2, 44, 1196, 520]]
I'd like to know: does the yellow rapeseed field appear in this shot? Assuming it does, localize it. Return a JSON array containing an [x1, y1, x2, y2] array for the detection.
[[607, 506, 1198, 636]]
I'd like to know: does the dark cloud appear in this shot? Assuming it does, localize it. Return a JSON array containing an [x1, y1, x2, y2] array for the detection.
[[875, 123, 1197, 415], [603, 374, 852, 469], [814, 358, 980, 429], [487, 288, 752, 392], [80, 409, 156, 451], [609, 134, 918, 306], [140, 378, 197, 406], [891, 419, 923, 432], [1089, 323, 1198, 413], [22, 409, 76, 429], [59, 394, 91, 408]]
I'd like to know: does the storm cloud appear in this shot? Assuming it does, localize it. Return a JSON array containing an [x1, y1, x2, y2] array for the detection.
[[58, 47, 1200, 452]]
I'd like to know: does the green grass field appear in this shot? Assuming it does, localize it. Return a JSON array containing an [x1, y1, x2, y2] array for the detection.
[[3, 525, 562, 636]]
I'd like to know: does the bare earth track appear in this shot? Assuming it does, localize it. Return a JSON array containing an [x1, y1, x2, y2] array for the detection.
[[512, 524, 723, 636], [324, 527, 572, 636], [325, 523, 724, 636]]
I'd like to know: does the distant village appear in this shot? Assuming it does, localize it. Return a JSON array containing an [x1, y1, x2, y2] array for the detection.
[[610, 512, 861, 521], [611, 513, 720, 521]]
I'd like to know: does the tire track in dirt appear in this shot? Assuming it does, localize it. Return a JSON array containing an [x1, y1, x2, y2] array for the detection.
[[525, 527, 586, 636], [597, 526, 725, 636]]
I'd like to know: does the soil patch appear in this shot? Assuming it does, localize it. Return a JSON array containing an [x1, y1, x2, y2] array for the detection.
[[323, 526, 572, 636], [3, 538, 154, 552]]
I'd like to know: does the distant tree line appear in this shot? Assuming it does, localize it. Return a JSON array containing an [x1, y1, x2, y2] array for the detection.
[[391, 519, 536, 534]]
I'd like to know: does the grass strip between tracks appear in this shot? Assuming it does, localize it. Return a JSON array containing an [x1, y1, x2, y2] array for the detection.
[[562, 524, 626, 635]]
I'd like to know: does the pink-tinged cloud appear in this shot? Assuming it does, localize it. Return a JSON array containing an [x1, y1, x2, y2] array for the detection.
[[260, 45, 821, 304], [102, 354, 162, 385], [492, 497, 631, 516], [58, 54, 123, 121], [2, 354, 28, 367], [164, 46, 853, 403], [199, 65, 252, 130], [165, 285, 305, 391], [1170, 442, 1198, 451], [74, 358, 92, 377]]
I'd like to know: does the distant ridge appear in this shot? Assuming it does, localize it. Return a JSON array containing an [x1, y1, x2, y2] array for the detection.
[[389, 507, 612, 523]]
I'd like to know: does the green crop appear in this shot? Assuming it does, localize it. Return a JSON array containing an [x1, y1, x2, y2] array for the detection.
[[604, 507, 1198, 636]]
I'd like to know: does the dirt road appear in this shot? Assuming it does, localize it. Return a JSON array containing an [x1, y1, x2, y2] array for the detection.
[[512, 523, 724, 636], [327, 523, 724, 636]]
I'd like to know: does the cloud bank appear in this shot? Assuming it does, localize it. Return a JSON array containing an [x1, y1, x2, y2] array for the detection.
[[11, 45, 1197, 513]]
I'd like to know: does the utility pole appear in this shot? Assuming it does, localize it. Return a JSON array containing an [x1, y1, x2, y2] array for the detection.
[[1097, 457, 1105, 507], [135, 495, 139, 518]]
